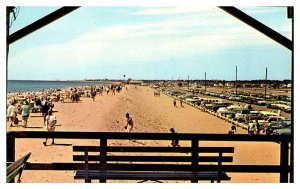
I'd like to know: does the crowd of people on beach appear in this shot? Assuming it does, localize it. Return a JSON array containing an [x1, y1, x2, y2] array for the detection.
[[6, 84, 126, 127], [7, 83, 128, 146]]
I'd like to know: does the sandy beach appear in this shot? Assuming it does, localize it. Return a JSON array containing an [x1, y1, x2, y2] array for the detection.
[[7, 85, 282, 183]]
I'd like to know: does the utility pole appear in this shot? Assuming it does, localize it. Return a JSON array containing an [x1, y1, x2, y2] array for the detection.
[[204, 72, 206, 93], [235, 66, 238, 95], [188, 75, 189, 90], [265, 67, 268, 99]]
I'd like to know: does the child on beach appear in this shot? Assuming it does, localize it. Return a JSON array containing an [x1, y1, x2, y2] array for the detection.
[[228, 125, 237, 134], [43, 110, 57, 146], [124, 113, 134, 133]]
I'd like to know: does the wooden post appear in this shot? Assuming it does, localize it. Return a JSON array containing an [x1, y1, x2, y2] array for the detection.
[[280, 139, 289, 183], [7, 132, 15, 162], [99, 138, 107, 183], [7, 132, 15, 183], [84, 147, 90, 183], [290, 139, 293, 183], [191, 139, 199, 183], [217, 152, 222, 183]]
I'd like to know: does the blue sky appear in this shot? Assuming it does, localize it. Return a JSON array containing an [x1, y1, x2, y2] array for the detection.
[[7, 6, 292, 81]]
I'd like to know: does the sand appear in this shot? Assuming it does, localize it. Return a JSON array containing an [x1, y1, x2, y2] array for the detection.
[[7, 85, 283, 183]]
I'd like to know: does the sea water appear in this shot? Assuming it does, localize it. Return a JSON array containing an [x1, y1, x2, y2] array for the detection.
[[7, 80, 109, 93]]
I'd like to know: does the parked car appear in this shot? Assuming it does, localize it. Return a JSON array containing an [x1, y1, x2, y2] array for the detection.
[[234, 109, 250, 122], [258, 116, 285, 126], [258, 111, 279, 119], [266, 120, 291, 135], [271, 124, 291, 135]]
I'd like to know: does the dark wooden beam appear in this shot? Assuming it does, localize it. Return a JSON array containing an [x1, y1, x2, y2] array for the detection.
[[8, 6, 80, 44], [7, 131, 291, 142], [219, 6, 292, 50]]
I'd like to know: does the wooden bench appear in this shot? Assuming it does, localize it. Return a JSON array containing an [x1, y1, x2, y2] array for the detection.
[[73, 145, 234, 183], [6, 152, 31, 183]]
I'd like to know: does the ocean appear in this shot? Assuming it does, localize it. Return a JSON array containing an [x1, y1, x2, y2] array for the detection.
[[7, 80, 109, 93]]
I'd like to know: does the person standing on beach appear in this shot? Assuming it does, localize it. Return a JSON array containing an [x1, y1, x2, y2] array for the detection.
[[173, 99, 177, 107], [41, 99, 50, 125], [255, 119, 261, 135], [91, 90, 96, 101], [170, 128, 180, 147], [228, 125, 237, 134], [248, 123, 255, 135], [7, 101, 18, 127], [180, 98, 184, 107], [43, 110, 57, 146], [124, 113, 134, 132], [21, 101, 30, 128]]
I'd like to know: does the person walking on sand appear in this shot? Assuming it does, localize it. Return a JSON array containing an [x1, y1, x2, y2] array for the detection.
[[228, 125, 237, 134], [255, 119, 261, 135], [91, 89, 96, 101], [248, 123, 255, 135], [124, 113, 134, 133], [170, 128, 180, 147], [41, 99, 50, 125], [180, 98, 184, 107], [7, 101, 18, 127], [43, 110, 57, 146], [21, 101, 30, 128], [173, 99, 177, 108]]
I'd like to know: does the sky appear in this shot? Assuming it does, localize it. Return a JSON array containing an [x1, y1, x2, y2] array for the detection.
[[7, 6, 292, 81]]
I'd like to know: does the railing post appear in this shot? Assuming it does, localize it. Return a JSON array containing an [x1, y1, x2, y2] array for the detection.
[[217, 152, 222, 183], [84, 147, 90, 183], [100, 138, 107, 183], [7, 132, 15, 183], [280, 139, 289, 183], [290, 139, 293, 183], [191, 139, 199, 183], [7, 132, 15, 163]]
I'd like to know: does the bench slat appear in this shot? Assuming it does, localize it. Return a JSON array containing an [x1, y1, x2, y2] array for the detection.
[[6, 166, 23, 183], [73, 155, 233, 163], [73, 146, 234, 153], [6, 152, 31, 175], [74, 170, 230, 180], [6, 152, 31, 183]]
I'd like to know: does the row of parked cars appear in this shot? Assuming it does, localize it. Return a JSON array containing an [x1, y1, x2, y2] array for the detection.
[[185, 89, 291, 113], [156, 87, 291, 135]]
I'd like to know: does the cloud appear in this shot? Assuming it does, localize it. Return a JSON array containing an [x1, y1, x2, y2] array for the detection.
[[8, 7, 290, 80], [134, 7, 213, 15]]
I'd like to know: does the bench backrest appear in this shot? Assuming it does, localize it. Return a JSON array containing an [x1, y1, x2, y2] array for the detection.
[[73, 146, 234, 172], [6, 152, 31, 183]]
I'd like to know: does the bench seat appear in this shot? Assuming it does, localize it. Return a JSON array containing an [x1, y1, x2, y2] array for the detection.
[[75, 170, 230, 182]]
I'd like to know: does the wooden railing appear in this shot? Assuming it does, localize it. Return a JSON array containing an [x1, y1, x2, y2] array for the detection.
[[6, 131, 293, 183]]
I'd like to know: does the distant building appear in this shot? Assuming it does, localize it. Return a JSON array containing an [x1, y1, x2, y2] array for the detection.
[[129, 80, 144, 85]]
